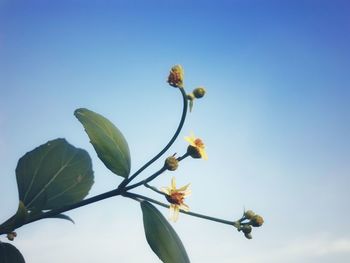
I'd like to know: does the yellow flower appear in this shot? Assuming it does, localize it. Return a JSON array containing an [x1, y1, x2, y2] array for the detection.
[[184, 133, 208, 160], [167, 65, 184, 88], [161, 177, 191, 222]]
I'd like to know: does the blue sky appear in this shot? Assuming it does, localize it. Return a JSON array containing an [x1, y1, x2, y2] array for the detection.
[[1, 0, 350, 262]]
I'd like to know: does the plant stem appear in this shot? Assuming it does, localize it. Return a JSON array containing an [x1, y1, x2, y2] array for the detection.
[[144, 183, 166, 195], [124, 166, 167, 191], [124, 153, 190, 192], [118, 87, 188, 190], [0, 188, 123, 235], [123, 192, 236, 227], [177, 152, 190, 161]]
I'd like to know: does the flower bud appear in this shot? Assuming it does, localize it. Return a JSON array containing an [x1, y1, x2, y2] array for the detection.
[[250, 215, 264, 227], [7, 232, 17, 241], [244, 232, 253, 239], [167, 65, 184, 88], [241, 225, 252, 234], [165, 156, 179, 171], [187, 93, 195, 101], [193, 87, 206, 98], [244, 210, 255, 220]]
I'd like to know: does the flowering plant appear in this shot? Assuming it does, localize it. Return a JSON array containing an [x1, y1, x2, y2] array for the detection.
[[0, 65, 263, 262]]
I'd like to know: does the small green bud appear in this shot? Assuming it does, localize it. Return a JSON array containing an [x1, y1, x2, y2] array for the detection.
[[244, 210, 255, 220], [241, 225, 252, 234], [193, 87, 206, 98], [187, 93, 195, 101], [250, 215, 264, 227], [164, 156, 179, 171], [244, 232, 253, 239]]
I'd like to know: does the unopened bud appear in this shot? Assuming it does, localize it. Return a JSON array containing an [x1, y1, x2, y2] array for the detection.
[[187, 93, 195, 101], [241, 225, 252, 234], [165, 156, 179, 171], [244, 210, 255, 220], [244, 232, 253, 239], [193, 87, 206, 98], [7, 232, 17, 241], [250, 215, 264, 227]]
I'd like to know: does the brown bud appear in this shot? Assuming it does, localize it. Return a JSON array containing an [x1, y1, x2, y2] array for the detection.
[[250, 215, 264, 227], [244, 210, 255, 220], [165, 156, 179, 171]]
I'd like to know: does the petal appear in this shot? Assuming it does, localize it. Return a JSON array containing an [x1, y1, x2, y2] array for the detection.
[[160, 187, 170, 195], [171, 177, 176, 190], [177, 183, 191, 192], [184, 136, 194, 145], [183, 188, 192, 197], [184, 133, 197, 146], [173, 205, 180, 222], [184, 136, 191, 142], [179, 203, 190, 212], [169, 204, 175, 219], [200, 149, 208, 160]]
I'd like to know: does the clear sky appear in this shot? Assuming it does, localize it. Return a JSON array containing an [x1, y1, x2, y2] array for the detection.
[[1, 0, 350, 262]]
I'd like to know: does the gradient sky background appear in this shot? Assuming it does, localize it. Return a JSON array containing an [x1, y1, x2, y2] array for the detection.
[[1, 0, 350, 262]]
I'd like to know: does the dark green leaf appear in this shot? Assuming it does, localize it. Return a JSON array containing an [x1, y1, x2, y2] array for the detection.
[[0, 242, 25, 263], [16, 138, 94, 211], [74, 108, 131, 178], [47, 214, 75, 224], [141, 201, 190, 263]]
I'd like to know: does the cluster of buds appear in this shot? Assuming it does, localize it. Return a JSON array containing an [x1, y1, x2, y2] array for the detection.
[[167, 64, 206, 112], [167, 65, 184, 88], [234, 210, 264, 239]]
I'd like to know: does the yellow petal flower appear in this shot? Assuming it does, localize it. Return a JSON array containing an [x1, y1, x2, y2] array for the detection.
[[161, 177, 191, 222], [184, 132, 208, 160]]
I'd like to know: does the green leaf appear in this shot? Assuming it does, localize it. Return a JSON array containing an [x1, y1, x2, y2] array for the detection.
[[47, 214, 75, 224], [140, 201, 190, 263], [0, 242, 25, 263], [0, 202, 27, 235], [74, 108, 131, 178], [16, 138, 94, 211]]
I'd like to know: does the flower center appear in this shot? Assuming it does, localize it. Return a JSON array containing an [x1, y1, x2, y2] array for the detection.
[[166, 192, 185, 205], [194, 138, 204, 149]]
